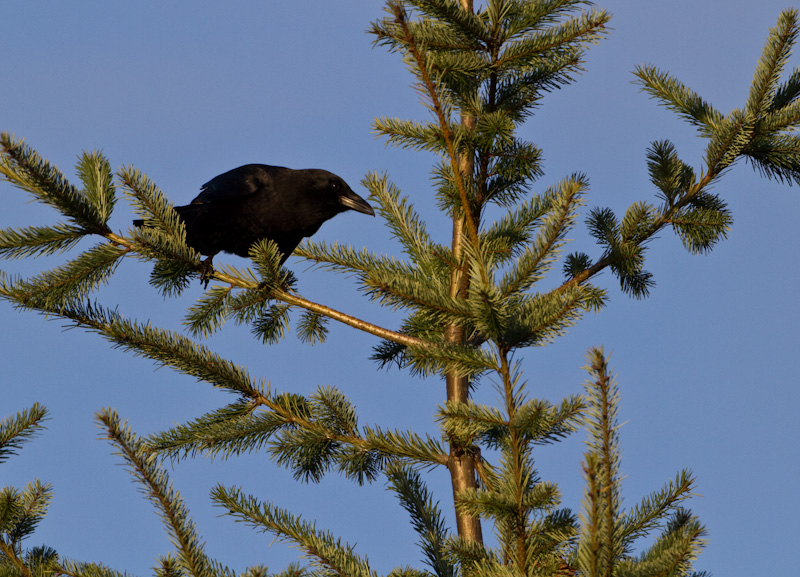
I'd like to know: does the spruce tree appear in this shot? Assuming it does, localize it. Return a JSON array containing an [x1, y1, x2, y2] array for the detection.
[[2, 2, 799, 576]]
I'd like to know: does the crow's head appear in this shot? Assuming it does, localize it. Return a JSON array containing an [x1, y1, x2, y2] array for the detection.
[[297, 169, 375, 221]]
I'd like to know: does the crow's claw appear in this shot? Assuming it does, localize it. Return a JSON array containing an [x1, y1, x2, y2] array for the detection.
[[199, 255, 215, 289]]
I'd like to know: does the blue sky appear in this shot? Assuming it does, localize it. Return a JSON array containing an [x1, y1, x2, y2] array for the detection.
[[1, 1, 798, 575]]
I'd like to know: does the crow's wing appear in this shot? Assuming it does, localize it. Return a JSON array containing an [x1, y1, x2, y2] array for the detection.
[[190, 164, 287, 204]]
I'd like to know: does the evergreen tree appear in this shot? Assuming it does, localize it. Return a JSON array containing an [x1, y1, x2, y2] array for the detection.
[[2, 2, 799, 576]]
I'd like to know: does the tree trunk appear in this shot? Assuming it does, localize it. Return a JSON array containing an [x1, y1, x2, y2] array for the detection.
[[445, 0, 483, 546]]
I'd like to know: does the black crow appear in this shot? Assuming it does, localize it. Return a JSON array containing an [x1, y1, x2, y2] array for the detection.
[[135, 164, 374, 280]]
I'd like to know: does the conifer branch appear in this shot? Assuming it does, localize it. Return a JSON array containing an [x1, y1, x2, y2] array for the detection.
[[617, 510, 707, 576], [0, 243, 128, 309], [385, 464, 456, 577], [97, 409, 213, 577], [557, 162, 732, 295], [0, 133, 112, 234], [578, 349, 706, 576], [0, 297, 264, 398], [118, 166, 188, 247], [632, 66, 724, 138], [0, 404, 49, 464], [0, 201, 424, 351], [746, 8, 799, 117], [616, 470, 696, 548], [408, 0, 488, 44], [496, 7, 609, 69], [362, 426, 449, 468], [1, 479, 53, 546], [297, 240, 469, 327], [359, 172, 444, 273], [126, 229, 428, 349], [0, 223, 86, 260], [147, 385, 449, 477], [147, 400, 276, 461], [57, 560, 133, 577], [274, 289, 429, 349], [0, 539, 31, 577], [499, 175, 587, 298], [212, 485, 378, 577]]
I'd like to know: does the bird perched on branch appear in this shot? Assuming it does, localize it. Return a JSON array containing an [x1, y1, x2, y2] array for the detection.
[[135, 164, 375, 281]]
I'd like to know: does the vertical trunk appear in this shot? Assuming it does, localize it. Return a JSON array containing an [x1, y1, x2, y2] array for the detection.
[[445, 0, 484, 547], [446, 218, 482, 544]]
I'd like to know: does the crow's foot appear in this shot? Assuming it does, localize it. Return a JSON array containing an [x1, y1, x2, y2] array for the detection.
[[199, 256, 215, 289]]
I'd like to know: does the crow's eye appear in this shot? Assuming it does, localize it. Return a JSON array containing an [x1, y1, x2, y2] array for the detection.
[[330, 181, 341, 192]]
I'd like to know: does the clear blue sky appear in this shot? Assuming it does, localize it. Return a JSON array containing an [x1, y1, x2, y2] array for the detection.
[[2, 1, 798, 575]]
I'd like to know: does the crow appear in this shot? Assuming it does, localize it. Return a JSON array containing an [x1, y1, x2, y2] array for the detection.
[[134, 164, 374, 281]]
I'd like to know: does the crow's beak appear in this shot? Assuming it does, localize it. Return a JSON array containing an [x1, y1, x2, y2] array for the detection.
[[339, 189, 375, 216]]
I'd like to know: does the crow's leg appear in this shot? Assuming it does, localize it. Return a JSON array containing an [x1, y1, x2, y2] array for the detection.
[[199, 255, 216, 288]]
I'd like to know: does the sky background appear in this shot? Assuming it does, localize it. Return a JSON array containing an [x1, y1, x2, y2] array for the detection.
[[1, 1, 798, 575]]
